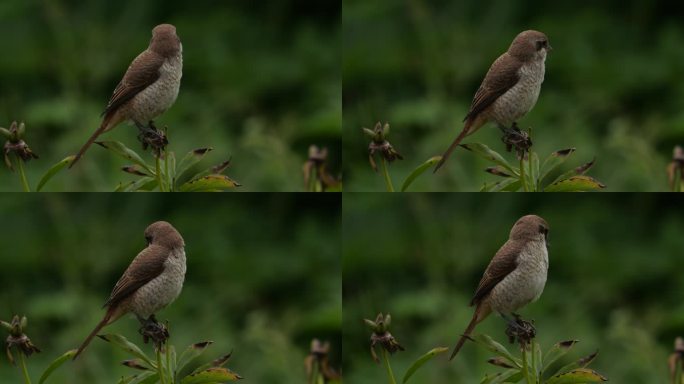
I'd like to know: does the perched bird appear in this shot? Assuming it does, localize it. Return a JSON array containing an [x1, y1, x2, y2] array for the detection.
[[70, 24, 183, 167], [73, 221, 186, 359], [434, 30, 551, 172], [450, 215, 549, 360]]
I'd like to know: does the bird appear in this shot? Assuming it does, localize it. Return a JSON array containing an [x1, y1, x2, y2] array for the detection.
[[70, 24, 183, 168], [434, 30, 551, 173], [73, 221, 186, 359], [450, 214, 549, 360]]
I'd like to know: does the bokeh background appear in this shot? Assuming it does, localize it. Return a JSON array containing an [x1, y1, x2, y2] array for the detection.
[[343, 0, 684, 191], [0, 1, 340, 191], [343, 193, 684, 382], [0, 194, 341, 383]]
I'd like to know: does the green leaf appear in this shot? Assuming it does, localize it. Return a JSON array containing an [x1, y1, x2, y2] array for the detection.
[[400, 156, 441, 192], [539, 148, 575, 184], [114, 177, 157, 192], [543, 176, 606, 192], [97, 334, 154, 367], [494, 178, 521, 192], [38, 349, 76, 384], [542, 340, 579, 374], [96, 141, 153, 173], [472, 334, 520, 368], [176, 148, 213, 181], [180, 367, 242, 383], [176, 341, 214, 375], [461, 143, 517, 175], [553, 350, 599, 377], [548, 158, 596, 187], [401, 347, 448, 383], [546, 368, 607, 383], [479, 369, 521, 384], [530, 151, 540, 190], [191, 352, 233, 375], [179, 175, 240, 192], [167, 152, 177, 189], [36, 156, 75, 192]]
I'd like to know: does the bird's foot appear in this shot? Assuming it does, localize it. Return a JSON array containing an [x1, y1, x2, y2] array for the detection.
[[137, 121, 168, 157], [504, 314, 536, 349], [500, 123, 532, 159], [138, 315, 169, 350]]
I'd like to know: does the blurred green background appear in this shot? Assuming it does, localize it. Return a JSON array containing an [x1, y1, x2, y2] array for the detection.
[[0, 0, 340, 191], [0, 194, 341, 383], [343, 193, 684, 382], [343, 0, 684, 191]]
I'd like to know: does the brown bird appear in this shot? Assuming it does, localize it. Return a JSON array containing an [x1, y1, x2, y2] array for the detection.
[[73, 221, 186, 359], [434, 30, 551, 172], [70, 24, 183, 168], [450, 215, 549, 360]]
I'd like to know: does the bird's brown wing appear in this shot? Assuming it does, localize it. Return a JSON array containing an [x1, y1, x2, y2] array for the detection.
[[102, 50, 164, 118], [103, 245, 167, 308], [469, 240, 521, 306], [463, 53, 521, 122]]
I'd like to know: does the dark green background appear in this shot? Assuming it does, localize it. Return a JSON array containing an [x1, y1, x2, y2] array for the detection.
[[0, 194, 341, 383], [343, 0, 684, 191], [343, 193, 684, 383], [0, 1, 340, 191]]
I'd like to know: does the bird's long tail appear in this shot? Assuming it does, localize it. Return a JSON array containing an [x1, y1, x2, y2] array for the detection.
[[73, 310, 112, 360], [433, 122, 472, 173], [450, 303, 488, 360], [69, 115, 113, 169]]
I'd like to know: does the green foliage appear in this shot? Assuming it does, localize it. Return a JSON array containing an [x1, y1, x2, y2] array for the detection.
[[0, 0, 340, 191], [343, 194, 684, 383], [471, 144, 605, 192], [473, 335, 606, 384], [98, 334, 242, 384], [0, 194, 341, 383], [97, 141, 240, 192], [343, 0, 683, 191]]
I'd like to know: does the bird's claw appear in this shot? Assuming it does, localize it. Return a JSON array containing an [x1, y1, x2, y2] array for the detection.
[[505, 315, 536, 348], [138, 315, 169, 350]]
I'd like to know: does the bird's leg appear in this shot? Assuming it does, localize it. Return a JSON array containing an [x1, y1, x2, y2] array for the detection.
[[504, 312, 536, 347], [135, 120, 168, 155], [500, 122, 532, 157], [138, 314, 169, 349]]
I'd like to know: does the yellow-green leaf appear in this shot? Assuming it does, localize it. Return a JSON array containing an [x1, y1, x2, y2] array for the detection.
[[544, 176, 606, 192], [38, 349, 76, 384], [97, 334, 154, 367], [96, 141, 153, 173], [546, 368, 607, 384], [461, 143, 516, 175], [401, 156, 441, 191], [179, 175, 241, 192], [180, 367, 243, 383], [36, 155, 75, 191], [471, 334, 520, 368], [402, 347, 448, 383]]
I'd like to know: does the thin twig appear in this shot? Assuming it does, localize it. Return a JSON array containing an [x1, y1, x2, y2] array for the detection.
[[19, 353, 32, 384], [157, 347, 166, 384], [16, 159, 30, 192], [380, 158, 394, 192], [521, 344, 531, 384], [519, 157, 529, 192], [382, 349, 397, 384], [155, 156, 165, 192]]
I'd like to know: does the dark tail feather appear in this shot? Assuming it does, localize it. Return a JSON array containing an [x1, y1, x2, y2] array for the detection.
[[69, 117, 112, 169], [73, 311, 111, 360], [449, 309, 481, 361], [433, 125, 471, 173]]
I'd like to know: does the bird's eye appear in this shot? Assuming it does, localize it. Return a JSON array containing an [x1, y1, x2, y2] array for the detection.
[[536, 41, 545, 50], [145, 235, 153, 245], [538, 225, 548, 235]]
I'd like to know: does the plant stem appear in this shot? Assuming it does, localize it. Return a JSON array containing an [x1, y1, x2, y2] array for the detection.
[[519, 156, 528, 192], [528, 153, 536, 192], [157, 347, 166, 384], [165, 345, 172, 383], [531, 341, 538, 383], [521, 344, 531, 384], [156, 156, 165, 192], [18, 353, 32, 384], [164, 151, 171, 191], [382, 349, 397, 384], [16, 158, 30, 192], [380, 158, 394, 192]]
